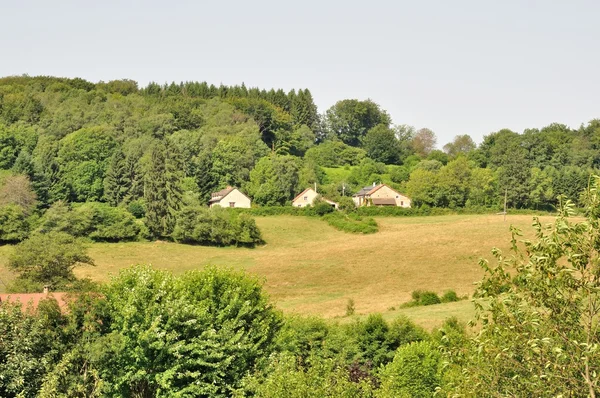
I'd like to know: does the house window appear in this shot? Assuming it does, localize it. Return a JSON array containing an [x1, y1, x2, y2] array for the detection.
[[229, 202, 235, 208], [401, 201, 404, 206], [396, 195, 399, 198], [304, 196, 308, 201]]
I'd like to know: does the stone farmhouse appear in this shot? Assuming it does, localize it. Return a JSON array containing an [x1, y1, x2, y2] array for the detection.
[[352, 183, 411, 207], [209, 186, 252, 208], [292, 187, 339, 209]]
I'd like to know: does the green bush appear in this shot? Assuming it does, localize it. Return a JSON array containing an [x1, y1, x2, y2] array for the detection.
[[126, 200, 145, 218], [36, 201, 140, 241], [173, 206, 262, 246], [100, 265, 282, 396], [313, 201, 335, 216], [410, 290, 441, 306], [0, 204, 30, 242], [378, 341, 441, 398], [440, 290, 460, 303], [353, 314, 429, 367], [322, 213, 378, 234], [239, 353, 375, 397]]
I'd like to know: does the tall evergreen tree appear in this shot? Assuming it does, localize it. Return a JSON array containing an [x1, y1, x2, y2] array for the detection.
[[291, 89, 318, 131], [103, 150, 128, 206], [143, 142, 183, 238], [144, 144, 168, 238]]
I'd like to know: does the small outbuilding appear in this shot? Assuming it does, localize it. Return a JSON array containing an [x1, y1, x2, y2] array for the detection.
[[353, 183, 411, 208], [292, 187, 339, 209], [209, 186, 252, 208]]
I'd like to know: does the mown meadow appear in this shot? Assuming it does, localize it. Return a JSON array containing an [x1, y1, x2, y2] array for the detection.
[[0, 213, 553, 328]]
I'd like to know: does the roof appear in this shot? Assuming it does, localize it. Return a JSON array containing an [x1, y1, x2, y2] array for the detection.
[[354, 184, 411, 199], [209, 186, 235, 203], [371, 197, 397, 206], [209, 187, 252, 204], [0, 292, 71, 313], [292, 188, 315, 203], [354, 186, 376, 197]]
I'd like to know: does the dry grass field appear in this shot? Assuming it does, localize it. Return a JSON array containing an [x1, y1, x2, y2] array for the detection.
[[0, 214, 557, 329]]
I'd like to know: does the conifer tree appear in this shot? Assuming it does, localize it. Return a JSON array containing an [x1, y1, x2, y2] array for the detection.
[[144, 142, 184, 238], [144, 144, 168, 238], [103, 150, 128, 206], [291, 89, 318, 131]]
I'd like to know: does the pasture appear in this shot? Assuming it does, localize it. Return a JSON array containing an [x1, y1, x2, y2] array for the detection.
[[0, 214, 556, 329]]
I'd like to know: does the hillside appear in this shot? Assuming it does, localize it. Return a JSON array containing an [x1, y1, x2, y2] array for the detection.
[[0, 213, 553, 325]]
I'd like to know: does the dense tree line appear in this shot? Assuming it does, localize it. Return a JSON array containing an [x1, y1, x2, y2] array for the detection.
[[0, 75, 599, 246]]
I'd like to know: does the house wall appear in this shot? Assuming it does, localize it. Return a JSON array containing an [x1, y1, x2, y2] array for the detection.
[[292, 189, 319, 207], [210, 189, 251, 208], [369, 185, 412, 208]]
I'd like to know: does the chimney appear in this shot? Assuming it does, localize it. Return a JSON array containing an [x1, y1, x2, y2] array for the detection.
[[373, 182, 376, 187], [43, 285, 49, 294]]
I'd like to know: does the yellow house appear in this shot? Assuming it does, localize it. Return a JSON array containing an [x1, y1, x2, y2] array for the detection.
[[352, 184, 411, 207], [209, 186, 252, 208], [292, 188, 339, 209]]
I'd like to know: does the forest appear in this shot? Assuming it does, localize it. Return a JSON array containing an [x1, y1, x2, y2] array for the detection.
[[0, 75, 599, 246]]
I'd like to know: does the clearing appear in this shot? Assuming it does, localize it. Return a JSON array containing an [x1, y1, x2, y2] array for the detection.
[[0, 214, 554, 329]]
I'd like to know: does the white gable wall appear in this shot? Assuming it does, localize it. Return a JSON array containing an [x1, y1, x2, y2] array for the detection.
[[210, 189, 251, 208], [292, 188, 319, 207], [370, 185, 411, 207]]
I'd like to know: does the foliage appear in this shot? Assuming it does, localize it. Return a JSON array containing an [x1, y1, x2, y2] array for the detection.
[[238, 353, 375, 398], [0, 204, 30, 242], [245, 155, 300, 206], [172, 206, 263, 246], [362, 124, 400, 164], [8, 231, 94, 287], [324, 99, 391, 147], [377, 341, 441, 398], [448, 178, 600, 396], [0, 298, 67, 398], [36, 201, 140, 241], [305, 141, 366, 167], [322, 213, 378, 234], [0, 174, 37, 213], [99, 265, 282, 397]]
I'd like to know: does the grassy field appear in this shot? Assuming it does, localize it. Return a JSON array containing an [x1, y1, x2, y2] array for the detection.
[[0, 214, 556, 329]]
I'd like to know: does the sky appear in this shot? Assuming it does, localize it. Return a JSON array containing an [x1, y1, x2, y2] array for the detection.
[[1, 0, 599, 145]]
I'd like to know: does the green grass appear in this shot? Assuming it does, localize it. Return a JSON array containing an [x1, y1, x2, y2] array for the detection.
[[0, 214, 558, 330]]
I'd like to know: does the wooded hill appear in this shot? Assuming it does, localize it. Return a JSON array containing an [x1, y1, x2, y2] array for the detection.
[[0, 75, 599, 241]]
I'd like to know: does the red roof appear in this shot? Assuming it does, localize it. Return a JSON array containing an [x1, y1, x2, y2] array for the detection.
[[0, 292, 71, 313]]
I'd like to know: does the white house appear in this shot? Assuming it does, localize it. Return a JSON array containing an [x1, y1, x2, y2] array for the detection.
[[292, 187, 338, 209], [209, 186, 252, 208], [352, 183, 411, 207]]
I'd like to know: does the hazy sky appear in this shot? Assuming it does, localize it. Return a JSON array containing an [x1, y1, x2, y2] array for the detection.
[[2, 0, 599, 145]]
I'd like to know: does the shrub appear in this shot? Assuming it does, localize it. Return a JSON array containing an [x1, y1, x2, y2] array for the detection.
[[8, 231, 94, 288], [411, 290, 441, 306], [0, 204, 30, 242], [126, 200, 145, 218], [378, 341, 441, 398], [322, 213, 378, 234], [313, 200, 335, 216], [98, 266, 281, 397], [239, 353, 375, 397], [172, 206, 262, 246], [440, 290, 460, 303], [36, 202, 140, 241]]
